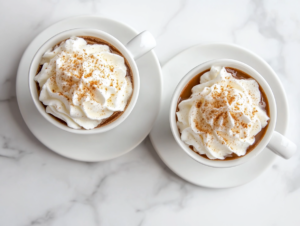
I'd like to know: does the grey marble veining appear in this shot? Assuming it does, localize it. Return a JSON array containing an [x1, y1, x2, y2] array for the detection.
[[0, 0, 300, 225]]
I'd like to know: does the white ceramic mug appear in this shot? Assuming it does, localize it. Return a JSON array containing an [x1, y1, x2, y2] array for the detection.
[[29, 28, 156, 134], [170, 59, 297, 168]]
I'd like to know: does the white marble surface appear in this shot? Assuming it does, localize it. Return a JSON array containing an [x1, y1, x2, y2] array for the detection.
[[1, 0, 300, 225]]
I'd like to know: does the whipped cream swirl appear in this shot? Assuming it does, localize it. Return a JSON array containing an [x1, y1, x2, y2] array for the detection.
[[35, 37, 132, 129], [176, 66, 269, 159]]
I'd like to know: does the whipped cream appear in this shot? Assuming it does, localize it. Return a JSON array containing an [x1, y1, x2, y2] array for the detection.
[[176, 66, 269, 159], [35, 36, 132, 129]]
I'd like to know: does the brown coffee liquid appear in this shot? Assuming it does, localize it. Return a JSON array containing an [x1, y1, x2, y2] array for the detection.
[[177, 67, 270, 161], [35, 36, 133, 129]]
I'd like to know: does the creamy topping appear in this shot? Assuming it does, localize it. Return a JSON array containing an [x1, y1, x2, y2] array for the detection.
[[176, 66, 269, 160], [35, 36, 132, 129]]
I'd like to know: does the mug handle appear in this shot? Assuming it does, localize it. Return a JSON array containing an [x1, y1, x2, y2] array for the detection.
[[125, 31, 156, 60], [267, 131, 297, 159]]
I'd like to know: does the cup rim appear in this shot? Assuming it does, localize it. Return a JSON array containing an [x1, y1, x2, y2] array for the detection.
[[169, 59, 277, 168], [29, 28, 140, 134]]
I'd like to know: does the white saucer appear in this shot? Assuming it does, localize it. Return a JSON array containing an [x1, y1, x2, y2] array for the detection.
[[149, 43, 288, 188], [16, 15, 162, 162]]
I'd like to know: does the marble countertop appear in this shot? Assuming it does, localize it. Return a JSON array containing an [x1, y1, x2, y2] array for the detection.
[[1, 0, 300, 225]]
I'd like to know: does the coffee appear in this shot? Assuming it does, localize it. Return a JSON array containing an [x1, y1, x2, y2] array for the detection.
[[176, 66, 270, 160], [35, 36, 133, 130], [80, 36, 134, 128]]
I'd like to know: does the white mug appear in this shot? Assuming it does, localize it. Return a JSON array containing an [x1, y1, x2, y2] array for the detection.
[[29, 28, 156, 134], [170, 59, 297, 168]]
